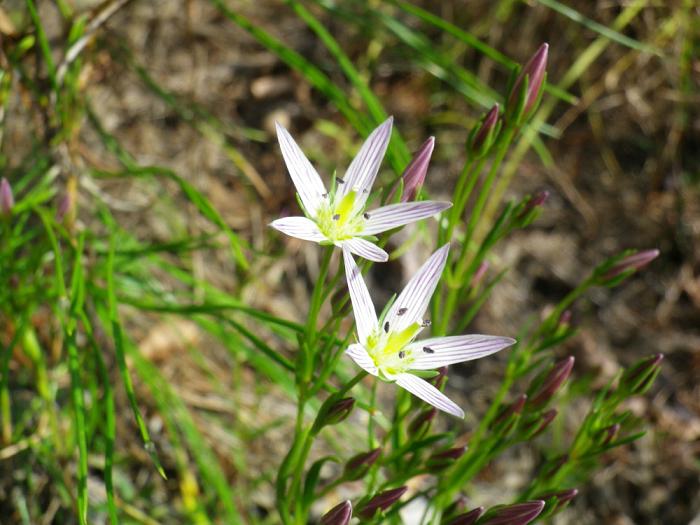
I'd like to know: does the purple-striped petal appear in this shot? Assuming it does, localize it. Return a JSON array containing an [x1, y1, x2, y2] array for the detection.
[[384, 244, 449, 332], [343, 249, 378, 344], [270, 216, 326, 242], [361, 201, 451, 235], [346, 344, 379, 377], [409, 335, 515, 370], [395, 373, 464, 418], [276, 123, 327, 216], [338, 118, 393, 207], [341, 238, 388, 262]]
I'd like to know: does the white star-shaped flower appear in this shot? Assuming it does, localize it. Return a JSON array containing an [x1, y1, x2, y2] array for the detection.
[[270, 118, 451, 262], [342, 244, 516, 417]]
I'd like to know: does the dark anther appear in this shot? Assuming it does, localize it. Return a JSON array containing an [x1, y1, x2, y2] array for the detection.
[[423, 347, 434, 354], [333, 214, 340, 220], [398, 351, 406, 359], [384, 321, 390, 333], [337, 177, 345, 184], [397, 308, 407, 316], [363, 212, 370, 219], [322, 192, 329, 198], [422, 320, 432, 327]]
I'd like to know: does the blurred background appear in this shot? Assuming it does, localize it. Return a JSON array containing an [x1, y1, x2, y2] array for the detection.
[[0, 0, 698, 523]]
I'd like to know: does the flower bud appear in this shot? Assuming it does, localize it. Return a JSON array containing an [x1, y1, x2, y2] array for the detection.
[[507, 43, 548, 123], [542, 454, 569, 479], [491, 393, 527, 436], [538, 488, 578, 515], [599, 423, 620, 447], [312, 396, 355, 433], [468, 104, 500, 157], [600, 249, 660, 284], [320, 500, 352, 525], [471, 261, 489, 289], [480, 500, 545, 525], [408, 407, 437, 436], [387, 137, 435, 203], [357, 486, 407, 520], [621, 353, 664, 395], [0, 178, 14, 217], [343, 448, 381, 481], [524, 409, 558, 439], [516, 190, 549, 225], [426, 445, 467, 472], [447, 506, 484, 525], [527, 357, 574, 408], [443, 495, 468, 520], [431, 366, 448, 390]]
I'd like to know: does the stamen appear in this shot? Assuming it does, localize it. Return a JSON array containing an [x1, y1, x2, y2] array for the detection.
[[337, 177, 345, 184], [423, 346, 434, 354], [398, 350, 406, 359], [421, 320, 431, 327], [363, 212, 370, 219], [397, 307, 407, 316], [322, 192, 329, 198], [384, 321, 390, 333], [332, 214, 340, 221]]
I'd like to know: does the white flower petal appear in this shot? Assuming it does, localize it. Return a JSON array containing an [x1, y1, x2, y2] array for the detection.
[[384, 244, 450, 332], [395, 373, 464, 418], [276, 122, 327, 216], [362, 201, 452, 235], [343, 249, 378, 344], [409, 335, 516, 370], [338, 118, 393, 206], [270, 216, 326, 242], [341, 238, 388, 262], [346, 343, 379, 377]]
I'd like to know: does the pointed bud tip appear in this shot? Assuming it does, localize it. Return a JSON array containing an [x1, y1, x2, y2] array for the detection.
[[321, 500, 352, 525]]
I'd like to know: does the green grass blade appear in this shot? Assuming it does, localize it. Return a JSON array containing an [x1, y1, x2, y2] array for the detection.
[[536, 0, 662, 55], [25, 0, 58, 90], [106, 234, 167, 479]]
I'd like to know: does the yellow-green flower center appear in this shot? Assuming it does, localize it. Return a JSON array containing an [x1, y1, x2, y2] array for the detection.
[[315, 190, 366, 242], [365, 321, 423, 378]]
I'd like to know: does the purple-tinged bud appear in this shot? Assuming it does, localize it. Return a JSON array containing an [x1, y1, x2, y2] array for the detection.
[[426, 445, 467, 472], [443, 496, 469, 520], [600, 423, 620, 446], [321, 500, 352, 525], [621, 353, 664, 395], [357, 486, 407, 520], [543, 454, 569, 479], [387, 137, 435, 203], [0, 178, 14, 217], [408, 407, 437, 436], [468, 104, 500, 157], [601, 249, 660, 282], [528, 357, 574, 407], [471, 261, 489, 288], [56, 192, 73, 222], [559, 310, 572, 326], [480, 500, 545, 525], [524, 409, 558, 439], [491, 394, 527, 434], [343, 448, 381, 481], [432, 366, 448, 390], [447, 507, 485, 525], [516, 190, 549, 224], [538, 488, 578, 515], [507, 43, 548, 122], [312, 397, 355, 433]]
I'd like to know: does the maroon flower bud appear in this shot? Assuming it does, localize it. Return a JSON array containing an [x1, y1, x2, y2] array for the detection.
[[56, 192, 74, 222], [524, 409, 558, 439], [600, 423, 620, 446], [469, 104, 500, 156], [492, 394, 527, 433], [528, 357, 574, 407], [312, 396, 355, 433], [432, 366, 448, 390], [426, 445, 467, 472], [343, 448, 381, 481], [357, 486, 407, 520], [621, 353, 664, 395], [601, 249, 660, 281], [471, 261, 489, 288], [559, 310, 572, 326], [447, 506, 485, 525], [408, 407, 437, 436], [543, 454, 569, 479], [321, 500, 352, 525], [480, 500, 545, 525], [538, 488, 578, 514], [443, 496, 469, 520], [387, 137, 435, 202], [0, 178, 14, 217], [507, 43, 549, 122]]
